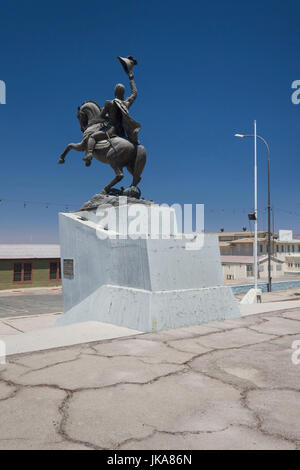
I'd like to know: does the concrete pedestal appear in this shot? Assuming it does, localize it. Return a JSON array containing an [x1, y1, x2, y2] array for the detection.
[[56, 206, 239, 331]]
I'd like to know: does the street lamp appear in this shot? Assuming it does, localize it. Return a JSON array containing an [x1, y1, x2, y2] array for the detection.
[[235, 124, 272, 292]]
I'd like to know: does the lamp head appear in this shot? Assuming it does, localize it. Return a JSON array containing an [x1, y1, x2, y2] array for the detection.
[[234, 134, 245, 138]]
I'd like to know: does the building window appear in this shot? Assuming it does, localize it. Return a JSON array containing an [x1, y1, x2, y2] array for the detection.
[[49, 261, 61, 281], [276, 265, 282, 271], [13, 263, 22, 282], [23, 263, 32, 281], [259, 265, 264, 272], [13, 262, 32, 283], [246, 265, 253, 277], [260, 245, 263, 253]]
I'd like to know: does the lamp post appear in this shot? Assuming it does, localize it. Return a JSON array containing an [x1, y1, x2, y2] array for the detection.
[[235, 124, 272, 292]]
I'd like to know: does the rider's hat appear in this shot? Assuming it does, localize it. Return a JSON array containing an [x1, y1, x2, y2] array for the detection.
[[117, 56, 138, 75]]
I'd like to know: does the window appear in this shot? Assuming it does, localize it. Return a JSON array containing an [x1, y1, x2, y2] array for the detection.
[[13, 263, 22, 282], [13, 262, 32, 283], [260, 245, 263, 253], [246, 265, 253, 277], [276, 265, 282, 271], [23, 263, 32, 281], [49, 261, 61, 281], [259, 265, 264, 272]]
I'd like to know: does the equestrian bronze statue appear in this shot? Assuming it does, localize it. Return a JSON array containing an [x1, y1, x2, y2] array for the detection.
[[58, 56, 146, 199]]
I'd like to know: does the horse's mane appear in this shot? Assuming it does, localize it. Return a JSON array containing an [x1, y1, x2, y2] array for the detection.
[[80, 100, 102, 112]]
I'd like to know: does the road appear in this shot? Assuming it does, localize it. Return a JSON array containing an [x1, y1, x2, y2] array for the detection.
[[0, 290, 62, 318]]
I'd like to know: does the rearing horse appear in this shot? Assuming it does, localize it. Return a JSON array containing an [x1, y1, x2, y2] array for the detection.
[[58, 101, 146, 197]]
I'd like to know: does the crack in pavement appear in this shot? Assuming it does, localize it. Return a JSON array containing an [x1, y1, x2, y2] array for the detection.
[[240, 388, 300, 448], [57, 391, 106, 450], [1, 310, 300, 450], [0, 365, 189, 393], [19, 354, 83, 376], [116, 425, 233, 450], [1, 320, 24, 333]]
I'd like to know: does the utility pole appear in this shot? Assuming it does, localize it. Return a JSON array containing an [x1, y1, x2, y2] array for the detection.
[[235, 123, 272, 293], [254, 120, 258, 291]]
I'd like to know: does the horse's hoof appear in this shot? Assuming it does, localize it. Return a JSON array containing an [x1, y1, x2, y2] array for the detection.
[[85, 160, 92, 167], [123, 186, 141, 199], [58, 158, 65, 164], [83, 155, 92, 163]]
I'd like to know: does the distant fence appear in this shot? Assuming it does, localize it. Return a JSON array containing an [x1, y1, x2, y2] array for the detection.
[[232, 279, 300, 295]]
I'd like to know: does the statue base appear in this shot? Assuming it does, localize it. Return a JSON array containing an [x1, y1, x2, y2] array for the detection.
[[80, 188, 145, 211], [56, 203, 239, 332]]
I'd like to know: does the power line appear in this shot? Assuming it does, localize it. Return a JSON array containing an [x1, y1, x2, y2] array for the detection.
[[1, 198, 300, 219], [0, 198, 78, 211]]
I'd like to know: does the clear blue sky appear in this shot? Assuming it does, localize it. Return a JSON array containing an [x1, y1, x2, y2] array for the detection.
[[1, 0, 300, 242]]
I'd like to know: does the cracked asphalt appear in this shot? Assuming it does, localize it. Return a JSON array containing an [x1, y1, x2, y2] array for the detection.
[[0, 308, 300, 450]]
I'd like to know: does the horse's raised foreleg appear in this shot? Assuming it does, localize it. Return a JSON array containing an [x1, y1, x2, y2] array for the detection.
[[102, 166, 124, 194], [58, 141, 86, 164]]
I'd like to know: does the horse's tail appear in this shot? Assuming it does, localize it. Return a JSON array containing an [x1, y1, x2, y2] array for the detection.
[[132, 145, 146, 186]]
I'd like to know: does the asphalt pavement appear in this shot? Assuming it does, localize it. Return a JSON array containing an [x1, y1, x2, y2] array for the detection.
[[0, 290, 62, 318]]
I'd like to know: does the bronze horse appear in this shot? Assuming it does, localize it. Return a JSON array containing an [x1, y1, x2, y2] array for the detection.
[[58, 101, 146, 197]]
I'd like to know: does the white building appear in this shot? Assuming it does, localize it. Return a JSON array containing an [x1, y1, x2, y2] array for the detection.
[[216, 229, 300, 281]]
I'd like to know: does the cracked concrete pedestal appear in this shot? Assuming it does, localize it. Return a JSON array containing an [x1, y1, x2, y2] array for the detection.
[[56, 204, 239, 331]]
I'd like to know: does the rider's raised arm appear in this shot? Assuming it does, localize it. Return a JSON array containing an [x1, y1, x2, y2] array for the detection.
[[125, 72, 137, 109]]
